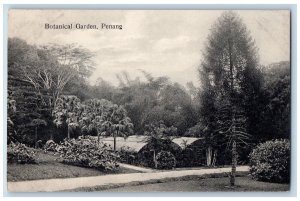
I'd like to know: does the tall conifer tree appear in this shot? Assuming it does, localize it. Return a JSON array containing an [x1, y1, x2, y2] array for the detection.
[[199, 11, 262, 186]]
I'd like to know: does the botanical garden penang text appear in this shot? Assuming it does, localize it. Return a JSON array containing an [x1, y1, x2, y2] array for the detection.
[[44, 23, 123, 30]]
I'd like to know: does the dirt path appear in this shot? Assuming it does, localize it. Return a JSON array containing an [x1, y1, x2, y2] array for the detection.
[[7, 166, 249, 192]]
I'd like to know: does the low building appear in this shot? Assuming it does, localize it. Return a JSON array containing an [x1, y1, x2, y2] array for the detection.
[[97, 135, 206, 168]]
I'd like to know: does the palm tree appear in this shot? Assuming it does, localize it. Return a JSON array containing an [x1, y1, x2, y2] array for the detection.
[[106, 105, 133, 151], [53, 95, 82, 139], [30, 118, 47, 148], [81, 99, 134, 148]]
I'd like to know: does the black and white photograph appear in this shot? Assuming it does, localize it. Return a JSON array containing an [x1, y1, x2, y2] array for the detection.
[[6, 9, 291, 193]]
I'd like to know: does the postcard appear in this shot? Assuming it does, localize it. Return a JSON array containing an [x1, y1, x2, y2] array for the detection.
[[6, 9, 291, 192]]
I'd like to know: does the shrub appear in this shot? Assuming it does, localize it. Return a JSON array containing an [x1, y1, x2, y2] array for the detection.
[[118, 146, 137, 164], [7, 142, 36, 164], [35, 140, 43, 149], [156, 151, 176, 169], [44, 140, 59, 152], [57, 136, 119, 171], [249, 139, 290, 183]]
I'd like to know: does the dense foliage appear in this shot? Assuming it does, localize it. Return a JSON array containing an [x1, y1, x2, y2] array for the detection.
[[91, 72, 200, 136], [7, 142, 36, 164], [156, 151, 176, 169], [7, 38, 201, 145], [8, 76, 51, 146], [7, 97, 17, 144], [8, 38, 95, 145], [57, 136, 119, 171], [139, 122, 181, 168], [249, 139, 290, 183], [52, 95, 134, 150], [117, 146, 137, 164], [253, 61, 290, 141], [53, 95, 82, 139], [44, 140, 59, 152]]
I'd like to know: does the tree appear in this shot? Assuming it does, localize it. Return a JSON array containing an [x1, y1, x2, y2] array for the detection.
[[8, 38, 50, 145], [8, 38, 95, 144], [8, 38, 39, 78], [21, 43, 95, 110], [199, 11, 262, 186], [144, 121, 175, 168], [115, 71, 199, 135], [79, 99, 102, 136], [7, 76, 45, 146], [53, 95, 83, 139], [80, 98, 116, 138], [90, 77, 116, 101], [102, 104, 134, 151], [158, 83, 198, 134], [29, 119, 47, 148], [257, 61, 290, 141], [81, 99, 134, 150], [7, 97, 16, 144], [53, 95, 133, 146], [113, 71, 169, 135], [106, 70, 200, 136], [184, 121, 218, 166]]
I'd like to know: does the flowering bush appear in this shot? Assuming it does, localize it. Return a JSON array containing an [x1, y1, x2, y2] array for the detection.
[[249, 139, 290, 183], [7, 142, 36, 164], [156, 151, 176, 169], [57, 136, 119, 171]]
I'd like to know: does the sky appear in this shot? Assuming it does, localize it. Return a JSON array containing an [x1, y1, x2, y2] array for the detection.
[[8, 10, 290, 87]]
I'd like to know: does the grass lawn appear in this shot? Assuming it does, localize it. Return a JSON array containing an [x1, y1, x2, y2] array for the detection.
[[102, 176, 289, 192], [7, 149, 140, 182], [70, 173, 289, 192]]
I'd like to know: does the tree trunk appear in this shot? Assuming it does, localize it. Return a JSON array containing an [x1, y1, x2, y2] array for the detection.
[[212, 149, 218, 167], [67, 125, 70, 139], [206, 146, 212, 166], [228, 36, 237, 186], [35, 126, 38, 148], [153, 150, 158, 169], [230, 140, 237, 186], [113, 130, 117, 151]]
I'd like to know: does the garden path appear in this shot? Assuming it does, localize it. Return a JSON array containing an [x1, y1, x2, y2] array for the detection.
[[118, 163, 155, 173], [7, 166, 249, 192]]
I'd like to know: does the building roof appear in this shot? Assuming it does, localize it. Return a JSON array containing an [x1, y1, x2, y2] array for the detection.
[[98, 135, 203, 152], [172, 137, 203, 149], [99, 135, 148, 152]]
